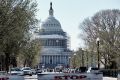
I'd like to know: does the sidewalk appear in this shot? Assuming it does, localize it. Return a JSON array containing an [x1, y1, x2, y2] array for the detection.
[[103, 77, 117, 80]]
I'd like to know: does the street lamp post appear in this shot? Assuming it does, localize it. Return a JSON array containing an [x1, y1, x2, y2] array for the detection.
[[81, 49, 84, 67], [73, 53, 76, 69], [96, 38, 100, 69]]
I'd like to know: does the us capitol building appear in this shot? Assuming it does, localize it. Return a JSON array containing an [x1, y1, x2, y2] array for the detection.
[[35, 2, 73, 68]]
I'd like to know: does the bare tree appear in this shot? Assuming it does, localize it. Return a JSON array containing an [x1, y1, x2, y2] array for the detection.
[[80, 9, 120, 69]]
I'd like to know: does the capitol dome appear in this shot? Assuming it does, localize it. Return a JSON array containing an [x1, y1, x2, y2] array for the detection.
[[37, 2, 73, 69], [41, 2, 62, 31]]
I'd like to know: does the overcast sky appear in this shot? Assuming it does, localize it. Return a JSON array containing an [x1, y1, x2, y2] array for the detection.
[[36, 0, 120, 50]]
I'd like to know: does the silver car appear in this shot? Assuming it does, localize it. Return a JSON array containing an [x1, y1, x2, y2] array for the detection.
[[21, 67, 32, 76]]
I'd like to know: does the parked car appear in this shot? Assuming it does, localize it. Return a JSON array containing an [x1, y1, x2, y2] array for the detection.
[[21, 67, 32, 76], [75, 67, 88, 73], [31, 69, 36, 75], [9, 67, 23, 76], [36, 69, 42, 74], [0, 71, 9, 80]]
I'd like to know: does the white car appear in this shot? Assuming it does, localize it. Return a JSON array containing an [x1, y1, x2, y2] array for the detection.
[[87, 67, 100, 73], [9, 67, 23, 76], [21, 67, 32, 76]]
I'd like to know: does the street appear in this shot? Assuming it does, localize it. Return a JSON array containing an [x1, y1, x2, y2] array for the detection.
[[9, 75, 24, 80], [103, 77, 117, 80], [24, 75, 37, 80]]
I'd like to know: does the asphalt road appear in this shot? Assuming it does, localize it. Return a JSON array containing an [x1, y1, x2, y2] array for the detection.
[[103, 77, 117, 80], [9, 75, 24, 80], [24, 75, 37, 80]]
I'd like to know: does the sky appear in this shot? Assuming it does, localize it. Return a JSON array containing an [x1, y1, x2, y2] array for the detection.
[[36, 0, 120, 51]]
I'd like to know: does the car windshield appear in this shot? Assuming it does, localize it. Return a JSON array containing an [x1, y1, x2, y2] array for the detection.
[[31, 69, 35, 71], [23, 68, 31, 70], [11, 68, 21, 71], [91, 68, 99, 70]]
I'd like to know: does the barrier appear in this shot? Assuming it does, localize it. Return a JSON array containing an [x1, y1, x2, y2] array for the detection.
[[38, 73, 103, 80]]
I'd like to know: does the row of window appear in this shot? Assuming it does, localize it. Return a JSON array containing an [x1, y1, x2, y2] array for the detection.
[[40, 39, 67, 47], [39, 31, 66, 36], [43, 24, 60, 27]]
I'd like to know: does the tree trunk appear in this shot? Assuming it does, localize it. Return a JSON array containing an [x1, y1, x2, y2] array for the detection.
[[12, 57, 17, 67], [110, 61, 117, 69], [24, 59, 27, 67], [5, 53, 10, 72]]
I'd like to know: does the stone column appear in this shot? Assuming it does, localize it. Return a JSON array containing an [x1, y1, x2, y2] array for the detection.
[[52, 56, 53, 64], [46, 56, 47, 64], [42, 56, 43, 63], [60, 55, 62, 64], [44, 56, 46, 64], [55, 55, 56, 64], [48, 55, 50, 64]]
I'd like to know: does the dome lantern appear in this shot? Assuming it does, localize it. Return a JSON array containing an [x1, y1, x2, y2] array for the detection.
[[41, 2, 62, 32], [49, 2, 54, 16]]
